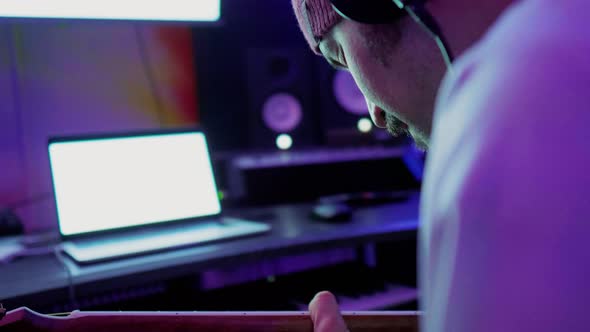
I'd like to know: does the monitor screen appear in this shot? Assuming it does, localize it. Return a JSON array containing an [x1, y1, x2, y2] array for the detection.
[[49, 131, 222, 237], [0, 0, 220, 22]]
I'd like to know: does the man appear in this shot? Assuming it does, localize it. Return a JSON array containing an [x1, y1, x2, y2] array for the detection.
[[292, 0, 590, 331]]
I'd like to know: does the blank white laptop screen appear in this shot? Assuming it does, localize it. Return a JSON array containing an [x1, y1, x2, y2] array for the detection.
[[0, 0, 220, 22], [49, 132, 222, 237]]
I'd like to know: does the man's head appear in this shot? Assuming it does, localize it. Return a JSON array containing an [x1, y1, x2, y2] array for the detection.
[[292, 0, 512, 149]]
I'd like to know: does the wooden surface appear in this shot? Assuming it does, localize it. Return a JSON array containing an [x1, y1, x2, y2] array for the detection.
[[1, 307, 420, 332]]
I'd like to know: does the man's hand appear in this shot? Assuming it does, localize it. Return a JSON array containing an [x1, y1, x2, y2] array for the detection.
[[309, 291, 349, 332]]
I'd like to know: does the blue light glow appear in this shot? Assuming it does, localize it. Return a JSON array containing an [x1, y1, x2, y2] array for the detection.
[[276, 134, 293, 150], [357, 118, 373, 133]]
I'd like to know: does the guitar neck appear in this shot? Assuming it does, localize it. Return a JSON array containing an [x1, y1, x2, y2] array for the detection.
[[1, 307, 420, 332]]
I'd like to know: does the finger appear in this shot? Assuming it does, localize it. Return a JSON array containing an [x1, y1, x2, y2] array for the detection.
[[309, 291, 348, 332]]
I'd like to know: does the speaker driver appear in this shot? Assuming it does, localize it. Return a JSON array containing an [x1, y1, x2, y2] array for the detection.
[[262, 92, 303, 133]]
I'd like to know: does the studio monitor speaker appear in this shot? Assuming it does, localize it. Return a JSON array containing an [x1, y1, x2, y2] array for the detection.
[[246, 48, 320, 149]]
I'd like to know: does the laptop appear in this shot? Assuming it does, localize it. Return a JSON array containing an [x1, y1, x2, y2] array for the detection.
[[48, 128, 271, 264]]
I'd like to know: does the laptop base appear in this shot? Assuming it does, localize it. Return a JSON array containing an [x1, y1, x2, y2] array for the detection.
[[62, 218, 271, 265]]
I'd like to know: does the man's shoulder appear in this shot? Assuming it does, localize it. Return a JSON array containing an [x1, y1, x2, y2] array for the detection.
[[426, 0, 590, 187], [434, 0, 590, 122], [479, 0, 590, 65]]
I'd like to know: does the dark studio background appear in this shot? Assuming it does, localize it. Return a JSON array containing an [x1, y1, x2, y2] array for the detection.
[[193, 0, 404, 151], [0, 0, 420, 317], [193, 0, 312, 151]]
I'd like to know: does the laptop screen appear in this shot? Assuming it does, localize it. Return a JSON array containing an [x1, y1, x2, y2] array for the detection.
[[48, 131, 222, 237]]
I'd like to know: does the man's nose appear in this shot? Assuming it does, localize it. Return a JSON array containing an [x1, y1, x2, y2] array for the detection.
[[365, 97, 387, 128]]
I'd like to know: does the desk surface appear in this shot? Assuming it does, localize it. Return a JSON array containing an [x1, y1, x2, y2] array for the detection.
[[0, 195, 419, 306]]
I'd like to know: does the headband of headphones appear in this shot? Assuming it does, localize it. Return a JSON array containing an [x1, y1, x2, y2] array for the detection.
[[329, 0, 405, 23], [328, 0, 453, 66], [329, 0, 426, 24]]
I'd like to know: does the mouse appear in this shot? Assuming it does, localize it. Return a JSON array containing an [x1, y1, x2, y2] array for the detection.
[[310, 202, 353, 222]]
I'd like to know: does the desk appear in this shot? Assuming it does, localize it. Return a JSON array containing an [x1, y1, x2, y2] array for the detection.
[[0, 195, 419, 311]]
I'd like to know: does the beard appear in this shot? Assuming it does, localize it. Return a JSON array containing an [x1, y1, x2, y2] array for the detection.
[[385, 112, 428, 151], [385, 112, 409, 137]]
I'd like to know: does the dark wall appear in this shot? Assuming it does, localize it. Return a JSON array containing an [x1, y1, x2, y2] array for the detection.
[[192, 0, 315, 152]]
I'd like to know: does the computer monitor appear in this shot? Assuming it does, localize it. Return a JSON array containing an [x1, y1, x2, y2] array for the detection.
[[0, 0, 220, 22]]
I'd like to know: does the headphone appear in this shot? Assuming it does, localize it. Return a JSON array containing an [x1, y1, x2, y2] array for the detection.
[[329, 0, 454, 68]]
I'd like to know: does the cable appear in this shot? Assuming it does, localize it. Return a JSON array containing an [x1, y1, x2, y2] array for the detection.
[[53, 245, 79, 310], [404, 4, 453, 69], [134, 24, 167, 126], [391, 0, 454, 70], [6, 25, 31, 197], [0, 245, 56, 265], [5, 26, 53, 236]]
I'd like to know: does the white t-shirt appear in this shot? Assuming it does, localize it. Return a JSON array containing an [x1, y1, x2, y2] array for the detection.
[[420, 0, 590, 331]]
